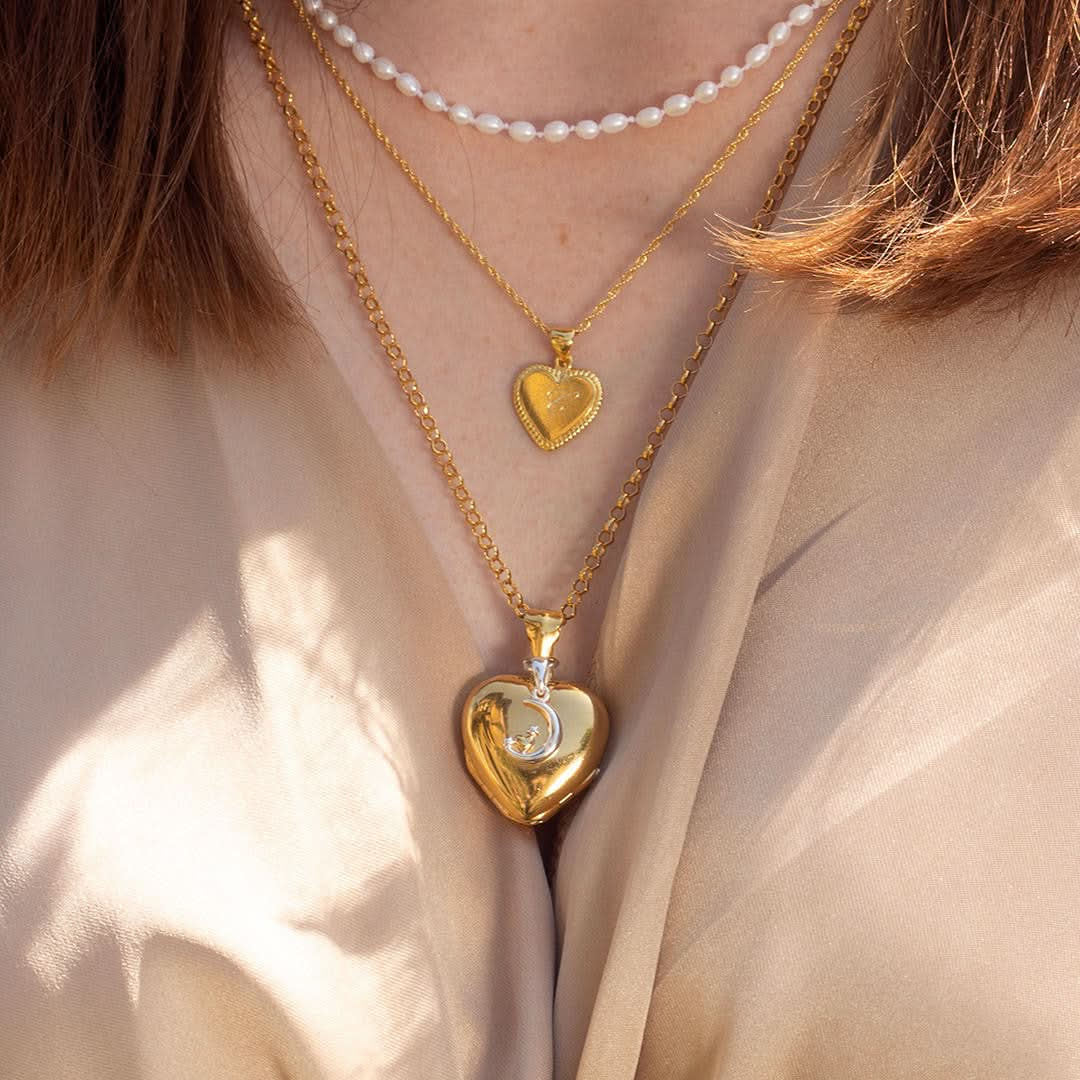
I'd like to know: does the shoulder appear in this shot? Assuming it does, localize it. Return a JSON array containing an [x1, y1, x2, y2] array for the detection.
[[644, 277, 1080, 1077]]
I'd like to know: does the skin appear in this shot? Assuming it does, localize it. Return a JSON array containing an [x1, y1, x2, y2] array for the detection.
[[224, 0, 856, 675]]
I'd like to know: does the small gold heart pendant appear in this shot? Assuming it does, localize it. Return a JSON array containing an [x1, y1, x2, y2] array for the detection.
[[512, 330, 603, 451], [461, 610, 609, 826]]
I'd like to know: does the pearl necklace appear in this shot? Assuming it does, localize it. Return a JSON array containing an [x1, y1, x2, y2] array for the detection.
[[300, 0, 830, 143]]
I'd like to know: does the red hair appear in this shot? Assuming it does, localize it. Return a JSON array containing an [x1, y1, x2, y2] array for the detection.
[[1, 0, 1077, 371]]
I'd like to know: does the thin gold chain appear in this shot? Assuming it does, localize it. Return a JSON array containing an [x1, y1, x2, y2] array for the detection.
[[290, 0, 847, 339], [240, 0, 873, 622]]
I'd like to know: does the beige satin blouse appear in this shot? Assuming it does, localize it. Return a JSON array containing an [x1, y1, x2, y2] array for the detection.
[[2, 59, 1080, 1080]]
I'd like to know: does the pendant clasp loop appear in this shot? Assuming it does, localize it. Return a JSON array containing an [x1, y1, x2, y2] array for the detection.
[[523, 608, 564, 659], [549, 329, 576, 370]]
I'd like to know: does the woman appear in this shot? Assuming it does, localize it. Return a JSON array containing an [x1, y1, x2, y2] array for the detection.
[[1, 0, 1078, 1076]]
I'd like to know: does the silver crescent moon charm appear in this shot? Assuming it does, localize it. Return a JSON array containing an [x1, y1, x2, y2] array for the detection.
[[503, 655, 563, 761], [503, 693, 562, 761]]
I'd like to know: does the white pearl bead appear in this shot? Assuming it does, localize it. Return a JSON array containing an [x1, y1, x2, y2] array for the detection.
[[371, 57, 398, 80], [693, 80, 719, 104], [636, 106, 664, 127], [543, 120, 571, 142], [448, 103, 474, 125], [663, 93, 693, 117], [315, 8, 338, 30], [600, 112, 629, 134], [744, 43, 772, 68], [720, 64, 744, 88], [422, 90, 447, 112], [395, 73, 422, 97], [302, 0, 321, 12], [575, 120, 600, 140], [788, 3, 815, 25], [352, 41, 374, 63], [508, 120, 537, 142], [768, 21, 792, 46], [332, 24, 356, 48], [474, 113, 505, 134]]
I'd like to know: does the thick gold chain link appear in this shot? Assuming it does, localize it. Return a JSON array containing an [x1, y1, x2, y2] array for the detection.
[[289, 0, 847, 339], [240, 0, 873, 622]]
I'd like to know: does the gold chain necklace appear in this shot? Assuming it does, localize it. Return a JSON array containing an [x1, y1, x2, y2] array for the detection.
[[291, 0, 846, 450], [240, 0, 874, 825]]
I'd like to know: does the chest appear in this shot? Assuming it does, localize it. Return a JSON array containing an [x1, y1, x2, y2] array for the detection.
[[224, 7, 827, 671]]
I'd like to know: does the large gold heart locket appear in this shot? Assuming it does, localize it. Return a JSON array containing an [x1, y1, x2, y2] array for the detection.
[[462, 610, 609, 825], [512, 330, 603, 451]]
